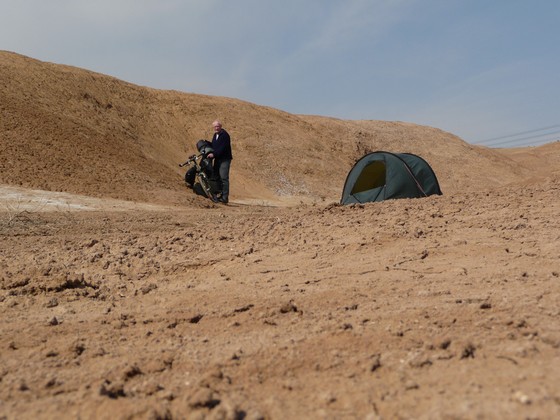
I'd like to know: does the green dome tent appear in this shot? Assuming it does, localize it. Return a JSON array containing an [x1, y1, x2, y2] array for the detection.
[[341, 151, 442, 205]]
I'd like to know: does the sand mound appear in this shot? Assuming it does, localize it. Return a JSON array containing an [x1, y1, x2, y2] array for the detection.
[[3, 51, 553, 207]]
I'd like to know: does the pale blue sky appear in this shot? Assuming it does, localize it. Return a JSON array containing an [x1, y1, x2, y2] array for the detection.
[[2, 0, 559, 147]]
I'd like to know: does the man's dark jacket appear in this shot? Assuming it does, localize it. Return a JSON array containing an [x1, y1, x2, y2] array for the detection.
[[211, 129, 233, 161]]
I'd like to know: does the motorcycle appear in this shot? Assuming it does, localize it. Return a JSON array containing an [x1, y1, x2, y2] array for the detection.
[[179, 140, 222, 203]]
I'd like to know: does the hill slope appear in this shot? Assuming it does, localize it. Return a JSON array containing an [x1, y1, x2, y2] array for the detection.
[[0, 51, 546, 206]]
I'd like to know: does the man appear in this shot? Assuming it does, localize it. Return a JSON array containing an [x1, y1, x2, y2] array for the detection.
[[208, 120, 232, 204]]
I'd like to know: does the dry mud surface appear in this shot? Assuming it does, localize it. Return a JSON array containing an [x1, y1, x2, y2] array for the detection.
[[1, 178, 559, 419], [1, 51, 560, 419]]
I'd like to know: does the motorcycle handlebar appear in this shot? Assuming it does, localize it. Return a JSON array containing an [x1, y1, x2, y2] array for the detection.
[[179, 154, 201, 167]]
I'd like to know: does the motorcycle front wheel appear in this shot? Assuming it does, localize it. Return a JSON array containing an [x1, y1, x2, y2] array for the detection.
[[198, 173, 219, 202]]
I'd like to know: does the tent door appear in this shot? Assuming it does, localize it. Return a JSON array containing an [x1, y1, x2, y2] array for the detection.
[[350, 161, 386, 194]]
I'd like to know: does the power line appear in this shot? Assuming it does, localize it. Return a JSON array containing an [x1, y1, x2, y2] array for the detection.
[[474, 124, 560, 144], [481, 129, 560, 147], [481, 136, 559, 148], [473, 124, 560, 148]]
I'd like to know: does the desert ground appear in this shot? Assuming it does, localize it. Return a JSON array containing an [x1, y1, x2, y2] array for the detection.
[[1, 51, 559, 419]]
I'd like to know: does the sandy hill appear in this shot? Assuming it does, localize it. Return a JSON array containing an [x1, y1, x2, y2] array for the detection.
[[2, 50, 556, 207]]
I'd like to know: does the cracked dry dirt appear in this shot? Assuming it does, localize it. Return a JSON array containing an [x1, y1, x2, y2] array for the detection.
[[1, 178, 559, 419]]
